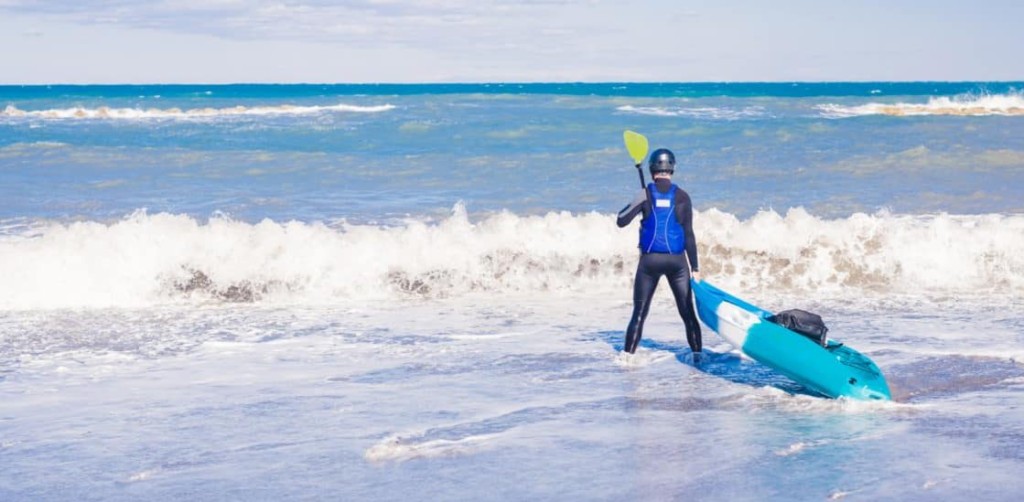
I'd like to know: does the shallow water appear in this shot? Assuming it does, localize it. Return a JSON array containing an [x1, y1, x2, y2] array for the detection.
[[2, 83, 1023, 500], [1, 293, 1022, 501]]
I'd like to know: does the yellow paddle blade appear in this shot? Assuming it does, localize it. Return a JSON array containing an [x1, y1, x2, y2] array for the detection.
[[623, 130, 649, 166]]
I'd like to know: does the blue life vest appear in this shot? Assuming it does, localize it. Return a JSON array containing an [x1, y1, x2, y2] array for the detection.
[[639, 183, 686, 254]]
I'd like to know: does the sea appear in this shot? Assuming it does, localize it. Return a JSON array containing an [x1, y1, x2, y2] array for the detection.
[[1, 82, 1023, 501]]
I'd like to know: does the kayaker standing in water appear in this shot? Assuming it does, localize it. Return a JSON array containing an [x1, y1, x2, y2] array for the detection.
[[616, 148, 703, 359]]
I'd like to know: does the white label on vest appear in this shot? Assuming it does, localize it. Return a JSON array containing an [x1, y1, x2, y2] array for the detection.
[[655, 199, 671, 208]]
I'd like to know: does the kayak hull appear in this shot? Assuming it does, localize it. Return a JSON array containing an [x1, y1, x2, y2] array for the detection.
[[692, 281, 891, 401]]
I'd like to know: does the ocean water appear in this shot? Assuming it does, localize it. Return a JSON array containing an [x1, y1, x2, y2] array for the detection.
[[1, 83, 1023, 501]]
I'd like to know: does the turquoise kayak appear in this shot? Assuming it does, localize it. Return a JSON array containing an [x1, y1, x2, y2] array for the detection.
[[691, 280, 891, 401]]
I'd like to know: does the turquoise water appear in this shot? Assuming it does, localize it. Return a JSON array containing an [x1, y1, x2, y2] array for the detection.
[[2, 83, 1023, 501], [2, 82, 1023, 223]]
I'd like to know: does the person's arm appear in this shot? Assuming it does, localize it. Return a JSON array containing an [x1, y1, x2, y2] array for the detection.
[[676, 190, 700, 274], [616, 189, 648, 228]]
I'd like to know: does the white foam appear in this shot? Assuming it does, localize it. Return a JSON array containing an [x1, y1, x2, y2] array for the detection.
[[775, 439, 830, 456], [364, 433, 500, 463], [617, 104, 766, 120], [818, 92, 1024, 117], [612, 350, 676, 368], [446, 331, 529, 341], [0, 103, 395, 120], [1, 206, 1022, 310], [700, 207, 1024, 295], [127, 470, 158, 482]]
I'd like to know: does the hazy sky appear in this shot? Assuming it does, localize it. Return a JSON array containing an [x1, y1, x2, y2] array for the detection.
[[1, 0, 1022, 84]]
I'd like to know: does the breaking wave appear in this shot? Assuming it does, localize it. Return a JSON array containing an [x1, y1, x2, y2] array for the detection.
[[1, 206, 1022, 309], [0, 103, 395, 120], [616, 105, 767, 120], [818, 92, 1024, 117]]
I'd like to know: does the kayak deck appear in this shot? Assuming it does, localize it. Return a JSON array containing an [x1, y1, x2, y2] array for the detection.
[[692, 280, 891, 400]]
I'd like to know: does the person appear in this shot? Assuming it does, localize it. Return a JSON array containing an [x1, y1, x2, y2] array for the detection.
[[616, 148, 703, 358]]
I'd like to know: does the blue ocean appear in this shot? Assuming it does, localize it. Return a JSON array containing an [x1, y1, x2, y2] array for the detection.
[[2, 83, 1023, 500]]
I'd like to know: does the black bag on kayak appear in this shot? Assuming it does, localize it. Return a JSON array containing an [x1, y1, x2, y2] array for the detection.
[[768, 309, 828, 347]]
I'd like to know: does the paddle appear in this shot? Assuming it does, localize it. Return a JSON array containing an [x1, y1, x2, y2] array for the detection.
[[623, 130, 649, 189]]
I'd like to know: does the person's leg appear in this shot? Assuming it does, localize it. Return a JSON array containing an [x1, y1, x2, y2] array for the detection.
[[667, 261, 702, 353], [684, 285, 702, 353], [624, 255, 660, 353]]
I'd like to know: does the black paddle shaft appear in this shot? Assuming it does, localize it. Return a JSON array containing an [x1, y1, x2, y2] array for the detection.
[[635, 164, 646, 189]]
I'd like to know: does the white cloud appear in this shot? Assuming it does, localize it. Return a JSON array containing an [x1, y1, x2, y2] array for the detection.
[[0, 1, 600, 46], [2, 1, 1022, 83]]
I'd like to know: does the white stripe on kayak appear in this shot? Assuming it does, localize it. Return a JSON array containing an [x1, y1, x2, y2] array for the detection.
[[715, 301, 761, 351]]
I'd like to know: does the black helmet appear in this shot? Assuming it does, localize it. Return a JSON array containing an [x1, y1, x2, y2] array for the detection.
[[648, 148, 675, 175]]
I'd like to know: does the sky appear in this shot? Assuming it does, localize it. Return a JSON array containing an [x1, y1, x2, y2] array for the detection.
[[1, 0, 1022, 84]]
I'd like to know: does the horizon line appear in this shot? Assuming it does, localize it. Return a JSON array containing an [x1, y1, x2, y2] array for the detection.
[[2, 80, 1023, 87]]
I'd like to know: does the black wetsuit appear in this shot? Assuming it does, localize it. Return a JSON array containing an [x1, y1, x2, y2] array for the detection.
[[617, 179, 702, 354]]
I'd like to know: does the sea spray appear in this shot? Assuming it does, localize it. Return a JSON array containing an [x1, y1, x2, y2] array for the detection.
[[2, 206, 1022, 310]]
